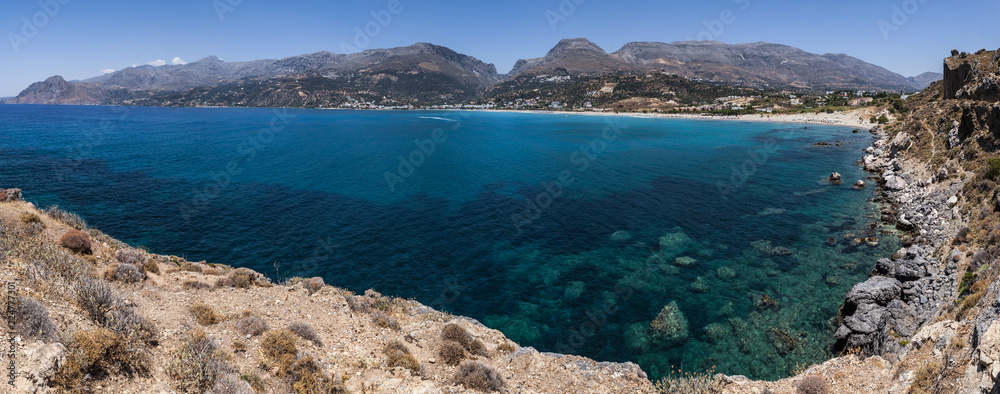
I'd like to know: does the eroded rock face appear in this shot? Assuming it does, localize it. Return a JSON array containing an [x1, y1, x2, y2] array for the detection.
[[14, 341, 66, 393]]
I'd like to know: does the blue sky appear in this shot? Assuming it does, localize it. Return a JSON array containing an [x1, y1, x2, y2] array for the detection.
[[1, 0, 997, 96]]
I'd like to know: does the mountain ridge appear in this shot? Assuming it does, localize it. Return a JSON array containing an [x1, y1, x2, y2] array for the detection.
[[7, 39, 927, 106]]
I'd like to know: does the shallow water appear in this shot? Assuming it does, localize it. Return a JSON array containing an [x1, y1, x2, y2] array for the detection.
[[0, 105, 898, 380]]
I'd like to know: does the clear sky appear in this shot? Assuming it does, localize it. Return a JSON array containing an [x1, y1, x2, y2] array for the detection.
[[1, 0, 997, 97]]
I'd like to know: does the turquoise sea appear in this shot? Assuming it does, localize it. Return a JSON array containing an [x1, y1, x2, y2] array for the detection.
[[0, 105, 898, 380]]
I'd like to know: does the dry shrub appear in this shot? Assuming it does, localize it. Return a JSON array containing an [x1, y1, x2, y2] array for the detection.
[[218, 268, 256, 288], [14, 296, 58, 342], [45, 205, 87, 230], [371, 311, 400, 330], [232, 339, 247, 353], [182, 261, 204, 273], [143, 258, 160, 275], [52, 328, 151, 390], [60, 229, 93, 255], [439, 340, 466, 365], [262, 329, 298, 361], [442, 323, 487, 355], [346, 293, 375, 312], [241, 373, 266, 392], [167, 330, 236, 394], [236, 315, 269, 337], [75, 277, 158, 345], [207, 373, 255, 394], [20, 212, 43, 225], [203, 267, 221, 276], [288, 322, 323, 347], [453, 361, 504, 392], [796, 375, 831, 394], [497, 341, 517, 354], [191, 302, 221, 325], [103, 263, 144, 284], [116, 248, 148, 267], [384, 341, 420, 373], [283, 356, 346, 393], [183, 280, 214, 291]]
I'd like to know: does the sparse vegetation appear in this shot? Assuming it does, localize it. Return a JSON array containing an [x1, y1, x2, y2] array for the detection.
[[103, 263, 144, 284], [207, 373, 255, 394], [453, 361, 504, 392], [167, 330, 237, 394], [13, 296, 58, 342], [217, 268, 256, 288], [45, 205, 86, 229], [236, 315, 269, 337], [60, 229, 93, 255], [655, 367, 722, 394], [438, 340, 466, 365], [75, 277, 158, 345], [442, 323, 487, 356], [191, 302, 221, 325], [288, 322, 323, 347], [262, 329, 298, 361], [371, 311, 400, 330], [910, 361, 943, 394], [796, 375, 831, 394], [383, 341, 421, 373], [183, 280, 214, 291], [52, 328, 152, 391]]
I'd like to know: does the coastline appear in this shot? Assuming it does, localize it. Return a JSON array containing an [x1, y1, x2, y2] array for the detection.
[[458, 108, 879, 129]]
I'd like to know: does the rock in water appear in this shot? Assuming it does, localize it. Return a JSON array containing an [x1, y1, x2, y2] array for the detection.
[[610, 230, 633, 243], [649, 301, 688, 346], [829, 172, 842, 183], [853, 180, 867, 189]]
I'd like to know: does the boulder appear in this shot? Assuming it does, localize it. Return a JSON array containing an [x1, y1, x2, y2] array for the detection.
[[884, 175, 907, 191], [308, 277, 325, 293], [845, 276, 902, 307], [853, 180, 866, 189], [895, 259, 927, 281], [649, 301, 688, 346], [889, 133, 912, 156], [829, 172, 842, 183], [14, 341, 66, 392], [0, 188, 22, 202]]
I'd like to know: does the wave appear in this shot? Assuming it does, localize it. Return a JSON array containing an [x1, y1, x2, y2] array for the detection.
[[419, 116, 458, 122]]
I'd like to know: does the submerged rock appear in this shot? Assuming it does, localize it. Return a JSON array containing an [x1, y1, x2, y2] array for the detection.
[[659, 231, 693, 251], [717, 266, 737, 280], [754, 293, 781, 311], [649, 301, 689, 346], [689, 276, 709, 293], [673, 256, 697, 267], [610, 230, 633, 243]]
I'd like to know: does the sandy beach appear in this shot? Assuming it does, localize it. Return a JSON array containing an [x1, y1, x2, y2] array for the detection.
[[477, 108, 879, 129]]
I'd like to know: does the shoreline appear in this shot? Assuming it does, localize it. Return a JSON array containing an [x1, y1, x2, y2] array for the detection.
[[465, 108, 877, 129]]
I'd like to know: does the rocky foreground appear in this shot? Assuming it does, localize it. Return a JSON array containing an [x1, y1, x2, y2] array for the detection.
[[1, 193, 654, 393]]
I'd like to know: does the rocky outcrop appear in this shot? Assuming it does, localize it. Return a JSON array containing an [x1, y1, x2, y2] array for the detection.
[[14, 341, 66, 393], [0, 188, 22, 202]]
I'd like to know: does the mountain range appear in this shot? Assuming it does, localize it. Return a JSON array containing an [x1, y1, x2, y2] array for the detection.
[[4, 38, 939, 107]]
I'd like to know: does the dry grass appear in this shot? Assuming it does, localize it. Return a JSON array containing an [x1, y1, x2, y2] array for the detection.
[[453, 361, 504, 392], [262, 329, 298, 361], [217, 268, 256, 288], [103, 263, 144, 284], [497, 341, 518, 354], [206, 373, 255, 394], [442, 323, 487, 356], [909, 361, 943, 394], [191, 302, 221, 325], [75, 277, 158, 345], [655, 367, 722, 394]]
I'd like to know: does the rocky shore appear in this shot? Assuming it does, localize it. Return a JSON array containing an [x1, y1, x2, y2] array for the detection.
[[833, 128, 965, 355]]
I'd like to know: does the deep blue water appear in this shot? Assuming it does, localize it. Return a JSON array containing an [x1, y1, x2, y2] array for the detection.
[[0, 105, 898, 380]]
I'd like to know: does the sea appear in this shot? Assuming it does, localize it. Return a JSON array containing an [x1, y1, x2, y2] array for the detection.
[[0, 105, 899, 380]]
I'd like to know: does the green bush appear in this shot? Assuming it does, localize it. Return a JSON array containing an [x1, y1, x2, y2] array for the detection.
[[985, 158, 1000, 179]]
